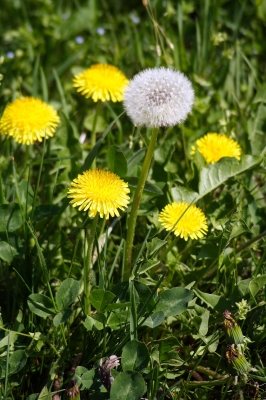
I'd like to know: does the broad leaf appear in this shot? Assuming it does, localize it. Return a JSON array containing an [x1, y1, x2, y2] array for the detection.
[[55, 278, 80, 310], [249, 275, 266, 297], [53, 308, 72, 326], [126, 177, 163, 196], [171, 186, 199, 203], [89, 289, 116, 312], [142, 311, 164, 328], [154, 288, 193, 317], [110, 371, 146, 400], [194, 289, 231, 313], [198, 155, 262, 198], [121, 340, 149, 371], [0, 203, 23, 232], [9, 350, 27, 375], [28, 294, 55, 318], [0, 241, 17, 262]]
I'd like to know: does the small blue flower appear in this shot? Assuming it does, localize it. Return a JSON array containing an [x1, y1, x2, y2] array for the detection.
[[96, 27, 105, 36], [75, 36, 84, 44], [6, 51, 15, 59]]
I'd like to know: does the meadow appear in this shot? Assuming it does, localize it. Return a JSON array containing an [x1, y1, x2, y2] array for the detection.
[[0, 0, 266, 399]]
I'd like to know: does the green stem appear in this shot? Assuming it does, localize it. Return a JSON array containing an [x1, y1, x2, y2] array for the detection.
[[84, 215, 98, 315], [91, 102, 101, 170], [124, 128, 159, 280], [0, 173, 5, 204]]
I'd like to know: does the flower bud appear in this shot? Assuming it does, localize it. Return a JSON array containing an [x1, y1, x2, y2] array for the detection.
[[223, 310, 244, 344]]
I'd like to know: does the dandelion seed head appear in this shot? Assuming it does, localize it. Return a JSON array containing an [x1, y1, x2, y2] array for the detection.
[[123, 67, 194, 128]]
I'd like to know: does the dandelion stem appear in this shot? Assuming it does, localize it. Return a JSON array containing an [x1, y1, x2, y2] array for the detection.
[[84, 215, 98, 315], [124, 128, 159, 280], [91, 102, 100, 169]]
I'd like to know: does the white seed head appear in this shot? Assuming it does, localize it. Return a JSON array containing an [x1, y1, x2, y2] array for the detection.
[[123, 67, 194, 128]]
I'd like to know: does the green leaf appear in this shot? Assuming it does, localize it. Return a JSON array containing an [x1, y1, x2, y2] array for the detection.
[[9, 350, 27, 375], [194, 288, 231, 313], [142, 311, 164, 328], [55, 278, 80, 310], [79, 112, 124, 174], [253, 82, 266, 103], [107, 146, 128, 177], [121, 340, 149, 372], [127, 149, 146, 173], [154, 288, 193, 317], [249, 275, 266, 297], [171, 186, 199, 203], [0, 203, 23, 232], [198, 156, 263, 198], [17, 179, 34, 211], [110, 371, 146, 400], [27, 294, 55, 318], [74, 367, 97, 389], [199, 309, 210, 336], [0, 241, 17, 262], [83, 314, 105, 331], [105, 302, 131, 311], [89, 289, 116, 312], [229, 220, 251, 240], [146, 238, 167, 257], [53, 308, 72, 326], [107, 311, 129, 330], [33, 205, 61, 222], [83, 113, 106, 133], [126, 177, 163, 196]]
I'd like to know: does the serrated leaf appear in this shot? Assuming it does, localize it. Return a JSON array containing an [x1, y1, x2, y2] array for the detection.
[[28, 294, 55, 318], [155, 288, 193, 317], [171, 186, 199, 203], [89, 289, 116, 312], [110, 371, 146, 400], [199, 156, 262, 198], [55, 278, 79, 310], [53, 308, 72, 326], [121, 340, 149, 372]]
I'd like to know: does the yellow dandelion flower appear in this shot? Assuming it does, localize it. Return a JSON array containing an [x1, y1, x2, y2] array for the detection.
[[0, 97, 60, 145], [194, 133, 241, 164], [67, 169, 130, 219], [73, 64, 129, 102], [158, 202, 208, 241]]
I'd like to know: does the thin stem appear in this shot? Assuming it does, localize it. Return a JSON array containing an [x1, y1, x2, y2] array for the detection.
[[91, 102, 101, 170], [0, 173, 5, 204], [84, 215, 98, 315], [124, 128, 159, 280]]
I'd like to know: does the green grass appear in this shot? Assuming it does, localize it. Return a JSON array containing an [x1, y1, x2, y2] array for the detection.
[[0, 0, 266, 399]]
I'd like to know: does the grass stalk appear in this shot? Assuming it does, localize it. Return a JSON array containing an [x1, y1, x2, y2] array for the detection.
[[124, 127, 159, 280], [84, 215, 98, 315]]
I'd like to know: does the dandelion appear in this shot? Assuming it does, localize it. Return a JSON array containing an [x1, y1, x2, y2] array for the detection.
[[123, 67, 194, 128], [0, 97, 60, 145], [67, 169, 130, 219], [223, 310, 244, 345], [192, 133, 241, 164], [73, 64, 129, 102], [158, 202, 208, 241]]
